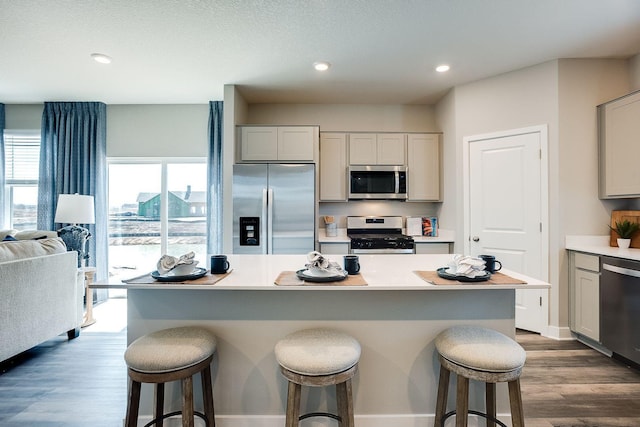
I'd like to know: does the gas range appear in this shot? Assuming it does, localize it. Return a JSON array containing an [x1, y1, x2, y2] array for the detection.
[[347, 216, 415, 254]]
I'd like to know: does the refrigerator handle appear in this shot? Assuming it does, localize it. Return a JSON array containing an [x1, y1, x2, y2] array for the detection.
[[268, 188, 274, 254], [261, 188, 268, 254]]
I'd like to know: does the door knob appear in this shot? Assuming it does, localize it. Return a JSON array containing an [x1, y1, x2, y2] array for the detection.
[[472, 236, 480, 242]]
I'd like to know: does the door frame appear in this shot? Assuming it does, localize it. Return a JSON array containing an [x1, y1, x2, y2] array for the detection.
[[462, 124, 550, 282]]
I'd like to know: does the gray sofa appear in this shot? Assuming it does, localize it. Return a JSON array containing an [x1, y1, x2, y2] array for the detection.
[[0, 231, 83, 362]]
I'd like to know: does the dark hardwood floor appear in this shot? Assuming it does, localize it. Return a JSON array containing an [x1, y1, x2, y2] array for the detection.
[[1, 318, 639, 426], [517, 330, 640, 427]]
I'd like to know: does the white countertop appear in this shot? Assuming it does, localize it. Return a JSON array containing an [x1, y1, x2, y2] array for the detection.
[[566, 235, 640, 261], [318, 228, 455, 243], [95, 254, 549, 291]]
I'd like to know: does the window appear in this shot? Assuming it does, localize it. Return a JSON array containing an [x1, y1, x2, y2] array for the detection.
[[3, 130, 40, 230], [107, 159, 207, 280]]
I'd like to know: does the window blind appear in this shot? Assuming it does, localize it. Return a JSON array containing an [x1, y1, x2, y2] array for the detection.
[[4, 132, 40, 182]]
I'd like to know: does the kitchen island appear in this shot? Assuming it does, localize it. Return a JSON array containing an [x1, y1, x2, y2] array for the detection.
[[94, 254, 549, 427]]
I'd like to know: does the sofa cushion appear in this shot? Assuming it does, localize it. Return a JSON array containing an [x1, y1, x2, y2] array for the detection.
[[0, 237, 67, 263], [15, 230, 59, 240]]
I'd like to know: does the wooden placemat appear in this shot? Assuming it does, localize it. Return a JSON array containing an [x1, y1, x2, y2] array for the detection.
[[413, 270, 527, 285], [274, 271, 367, 286], [122, 270, 232, 285]]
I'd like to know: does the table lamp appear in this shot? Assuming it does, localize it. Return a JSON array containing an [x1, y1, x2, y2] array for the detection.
[[54, 193, 95, 267]]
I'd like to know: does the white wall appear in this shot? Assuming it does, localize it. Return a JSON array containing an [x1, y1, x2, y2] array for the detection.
[[435, 58, 633, 336], [106, 104, 209, 157], [4, 104, 42, 129], [245, 104, 436, 132]]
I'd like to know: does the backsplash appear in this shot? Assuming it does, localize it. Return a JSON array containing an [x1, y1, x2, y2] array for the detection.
[[318, 201, 440, 228]]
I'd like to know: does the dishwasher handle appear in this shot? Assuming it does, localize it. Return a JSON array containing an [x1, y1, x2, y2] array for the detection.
[[602, 263, 640, 279]]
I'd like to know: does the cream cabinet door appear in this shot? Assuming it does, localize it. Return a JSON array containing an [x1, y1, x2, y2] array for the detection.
[[241, 127, 278, 160], [377, 133, 406, 165], [599, 91, 640, 198], [320, 133, 348, 201], [277, 127, 315, 161], [349, 134, 377, 165], [570, 252, 600, 341], [407, 134, 441, 201]]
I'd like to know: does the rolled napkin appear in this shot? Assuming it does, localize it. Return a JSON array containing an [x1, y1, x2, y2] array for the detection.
[[157, 251, 197, 275], [304, 251, 347, 278], [446, 254, 487, 278]]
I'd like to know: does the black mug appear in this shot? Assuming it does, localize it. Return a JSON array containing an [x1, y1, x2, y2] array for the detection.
[[344, 255, 360, 275], [479, 255, 502, 273], [210, 255, 230, 274]]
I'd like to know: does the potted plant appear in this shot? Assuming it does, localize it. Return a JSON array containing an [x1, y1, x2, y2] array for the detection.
[[609, 219, 640, 248]]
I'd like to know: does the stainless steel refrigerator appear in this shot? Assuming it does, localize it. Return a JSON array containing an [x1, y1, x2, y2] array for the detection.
[[233, 164, 315, 254]]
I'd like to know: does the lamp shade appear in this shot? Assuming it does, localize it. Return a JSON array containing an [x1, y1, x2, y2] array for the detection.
[[54, 194, 95, 225]]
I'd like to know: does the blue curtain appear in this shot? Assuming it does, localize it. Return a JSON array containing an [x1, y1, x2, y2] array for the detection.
[[0, 103, 5, 228], [207, 101, 223, 255], [38, 102, 107, 279]]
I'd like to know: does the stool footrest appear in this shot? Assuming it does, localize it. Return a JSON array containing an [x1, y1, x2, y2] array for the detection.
[[142, 410, 209, 427], [300, 411, 340, 422], [442, 409, 508, 427]]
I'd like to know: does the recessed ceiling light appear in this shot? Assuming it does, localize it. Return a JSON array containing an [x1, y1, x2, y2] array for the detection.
[[91, 53, 112, 64], [435, 64, 450, 73], [313, 61, 331, 71]]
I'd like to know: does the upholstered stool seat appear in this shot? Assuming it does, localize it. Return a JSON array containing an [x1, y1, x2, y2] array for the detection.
[[433, 325, 526, 427], [124, 326, 217, 427], [275, 328, 361, 427]]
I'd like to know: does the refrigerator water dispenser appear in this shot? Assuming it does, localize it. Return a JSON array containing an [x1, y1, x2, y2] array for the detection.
[[239, 217, 260, 246]]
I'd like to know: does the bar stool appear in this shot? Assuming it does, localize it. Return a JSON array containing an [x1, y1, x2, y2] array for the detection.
[[433, 325, 526, 427], [124, 326, 217, 427], [274, 328, 361, 427]]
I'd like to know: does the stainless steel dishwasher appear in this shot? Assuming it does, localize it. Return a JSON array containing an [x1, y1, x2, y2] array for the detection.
[[600, 256, 640, 366]]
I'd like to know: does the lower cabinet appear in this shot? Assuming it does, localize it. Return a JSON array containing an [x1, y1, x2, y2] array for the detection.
[[569, 251, 600, 341]]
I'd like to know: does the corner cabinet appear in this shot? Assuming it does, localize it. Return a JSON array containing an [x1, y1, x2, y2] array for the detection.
[[598, 90, 640, 198], [319, 133, 348, 201], [568, 251, 600, 342], [349, 133, 406, 165], [407, 134, 442, 202], [239, 126, 317, 162]]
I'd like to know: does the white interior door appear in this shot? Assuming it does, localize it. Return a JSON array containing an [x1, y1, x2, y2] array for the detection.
[[465, 126, 548, 333]]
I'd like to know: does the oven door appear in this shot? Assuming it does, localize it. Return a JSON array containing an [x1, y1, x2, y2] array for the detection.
[[349, 166, 407, 200]]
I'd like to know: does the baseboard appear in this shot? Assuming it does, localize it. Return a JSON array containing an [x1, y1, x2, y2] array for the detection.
[[137, 413, 513, 427], [543, 325, 573, 340]]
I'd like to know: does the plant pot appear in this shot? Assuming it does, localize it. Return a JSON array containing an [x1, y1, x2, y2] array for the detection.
[[617, 238, 631, 249]]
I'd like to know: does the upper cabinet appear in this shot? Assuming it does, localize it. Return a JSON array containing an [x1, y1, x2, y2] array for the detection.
[[319, 133, 348, 201], [407, 134, 441, 201], [239, 126, 317, 162], [598, 90, 640, 199], [349, 133, 406, 165]]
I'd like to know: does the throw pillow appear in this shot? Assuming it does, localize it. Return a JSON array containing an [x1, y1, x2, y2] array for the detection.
[[2, 235, 18, 241], [0, 229, 18, 240]]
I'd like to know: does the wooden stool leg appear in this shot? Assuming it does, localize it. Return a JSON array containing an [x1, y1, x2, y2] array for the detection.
[[154, 382, 165, 427], [125, 378, 141, 427], [455, 375, 469, 427], [486, 382, 496, 427], [336, 379, 355, 427], [434, 366, 450, 427], [182, 376, 194, 427], [201, 365, 215, 427], [508, 379, 525, 427], [285, 381, 301, 427]]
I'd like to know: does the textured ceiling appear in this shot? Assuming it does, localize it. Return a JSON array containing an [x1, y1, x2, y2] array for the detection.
[[1, 0, 640, 105]]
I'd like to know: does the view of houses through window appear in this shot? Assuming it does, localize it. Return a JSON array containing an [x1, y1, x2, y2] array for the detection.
[[108, 160, 207, 280]]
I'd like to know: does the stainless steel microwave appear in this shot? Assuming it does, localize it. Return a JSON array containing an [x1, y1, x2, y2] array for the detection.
[[348, 166, 407, 200]]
